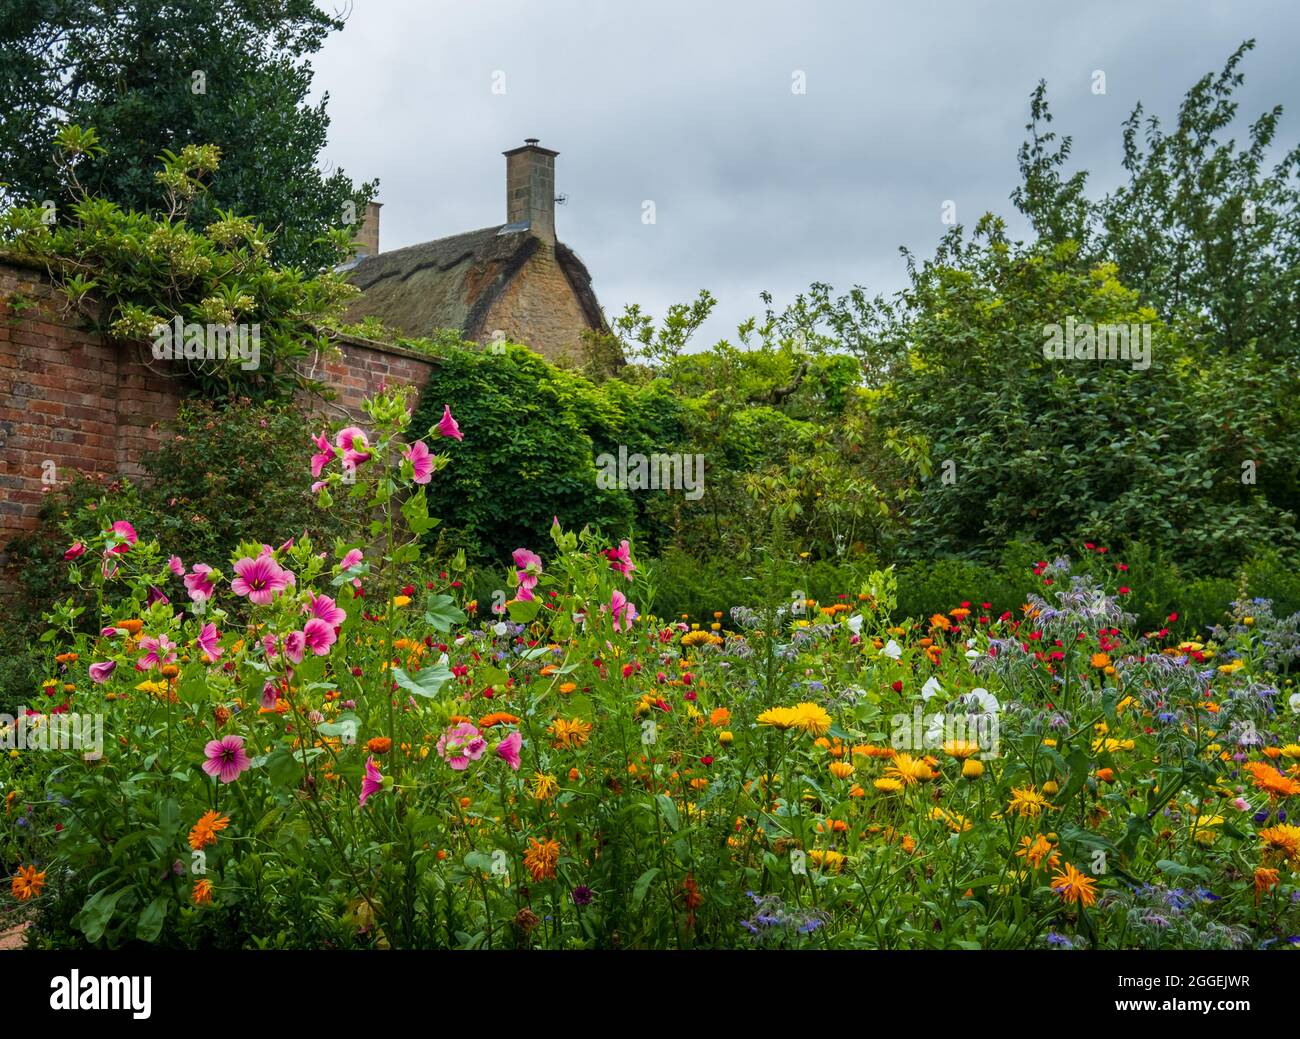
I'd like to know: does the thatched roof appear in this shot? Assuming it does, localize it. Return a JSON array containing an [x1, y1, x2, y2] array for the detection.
[[343, 224, 604, 343]]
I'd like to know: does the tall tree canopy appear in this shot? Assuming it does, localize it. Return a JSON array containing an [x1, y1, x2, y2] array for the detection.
[[0, 0, 373, 270]]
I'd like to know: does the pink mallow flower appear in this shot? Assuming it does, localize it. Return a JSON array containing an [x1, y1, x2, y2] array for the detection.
[[196, 622, 223, 662], [104, 521, 137, 555], [63, 542, 85, 561], [310, 430, 334, 478], [513, 547, 543, 602], [403, 440, 434, 484], [202, 734, 252, 784], [495, 730, 522, 771], [335, 426, 372, 470], [135, 634, 177, 671], [305, 593, 347, 628], [302, 617, 337, 655], [168, 555, 185, 577], [436, 722, 487, 770], [436, 405, 463, 441], [88, 661, 117, 684], [231, 555, 293, 606], [603, 539, 636, 581], [184, 564, 217, 602], [611, 589, 638, 633], [359, 755, 385, 806], [282, 630, 306, 665]]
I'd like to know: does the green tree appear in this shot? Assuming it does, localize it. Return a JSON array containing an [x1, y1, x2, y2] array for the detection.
[[0, 0, 373, 270]]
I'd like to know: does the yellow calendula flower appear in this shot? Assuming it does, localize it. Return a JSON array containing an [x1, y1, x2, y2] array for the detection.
[[1008, 785, 1050, 817], [874, 777, 904, 793], [828, 761, 855, 780], [757, 706, 798, 730], [885, 754, 934, 786], [531, 772, 559, 802], [392, 595, 411, 608], [790, 702, 832, 737]]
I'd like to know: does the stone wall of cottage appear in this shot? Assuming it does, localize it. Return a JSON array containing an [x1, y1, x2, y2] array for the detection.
[[0, 258, 438, 545], [481, 243, 593, 364]]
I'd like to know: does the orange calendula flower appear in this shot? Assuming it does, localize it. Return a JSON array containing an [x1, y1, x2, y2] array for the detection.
[[558, 682, 577, 694], [709, 707, 731, 727], [522, 837, 560, 881], [1254, 867, 1280, 903], [828, 761, 855, 779], [367, 736, 393, 754], [188, 810, 231, 851], [1051, 862, 1098, 907], [1259, 823, 1300, 863], [1016, 834, 1059, 871], [10, 864, 45, 901], [548, 717, 593, 749], [929, 614, 951, 632], [1090, 653, 1111, 669], [479, 712, 521, 728], [1243, 761, 1300, 799], [192, 879, 214, 905]]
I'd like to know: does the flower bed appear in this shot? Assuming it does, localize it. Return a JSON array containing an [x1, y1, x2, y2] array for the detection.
[[3, 390, 1299, 950]]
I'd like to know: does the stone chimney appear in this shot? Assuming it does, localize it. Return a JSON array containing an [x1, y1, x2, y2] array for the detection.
[[355, 201, 382, 258], [503, 139, 558, 245]]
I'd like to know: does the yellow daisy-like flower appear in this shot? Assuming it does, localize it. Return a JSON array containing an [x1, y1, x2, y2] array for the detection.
[[942, 739, 980, 760], [884, 754, 934, 786], [531, 772, 559, 802], [790, 702, 832, 737], [929, 806, 971, 833], [757, 706, 798, 730], [874, 777, 905, 793], [1008, 785, 1050, 817], [808, 849, 846, 873], [828, 761, 855, 780]]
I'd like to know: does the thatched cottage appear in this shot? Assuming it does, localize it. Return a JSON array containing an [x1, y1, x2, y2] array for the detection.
[[343, 140, 606, 363]]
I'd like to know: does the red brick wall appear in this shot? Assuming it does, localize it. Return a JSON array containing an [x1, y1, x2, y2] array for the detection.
[[0, 258, 438, 543]]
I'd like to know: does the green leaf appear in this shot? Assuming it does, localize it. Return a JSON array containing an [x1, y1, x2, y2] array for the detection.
[[393, 662, 452, 698], [655, 793, 680, 832], [136, 895, 169, 942], [508, 597, 541, 624], [424, 594, 466, 632], [631, 867, 660, 908]]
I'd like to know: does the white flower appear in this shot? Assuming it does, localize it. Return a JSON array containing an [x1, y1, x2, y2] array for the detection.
[[921, 676, 943, 702], [961, 687, 1000, 714], [965, 649, 980, 661], [454, 635, 470, 647], [925, 712, 947, 745], [882, 639, 902, 660], [846, 614, 863, 636], [492, 622, 508, 637], [1290, 691, 1300, 714]]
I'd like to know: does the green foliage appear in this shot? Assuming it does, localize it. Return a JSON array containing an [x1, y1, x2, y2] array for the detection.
[[409, 343, 639, 561], [1, 135, 359, 399], [0, 0, 374, 271]]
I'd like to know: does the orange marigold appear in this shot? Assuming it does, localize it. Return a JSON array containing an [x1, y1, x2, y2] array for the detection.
[[10, 864, 45, 901], [188, 810, 231, 851], [522, 837, 560, 881]]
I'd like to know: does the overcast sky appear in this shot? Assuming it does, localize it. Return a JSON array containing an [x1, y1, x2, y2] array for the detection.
[[309, 0, 1300, 345]]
